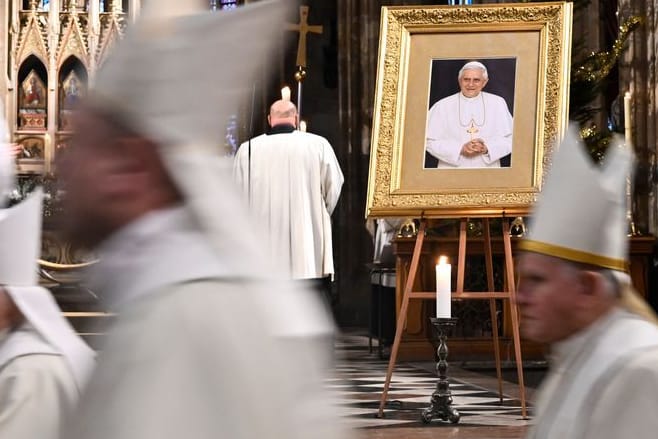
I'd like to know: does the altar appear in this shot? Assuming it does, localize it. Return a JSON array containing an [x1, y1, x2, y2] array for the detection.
[[391, 230, 655, 361]]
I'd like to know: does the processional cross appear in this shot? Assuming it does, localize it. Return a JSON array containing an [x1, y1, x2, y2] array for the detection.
[[466, 120, 479, 141], [285, 5, 323, 68], [285, 5, 323, 122]]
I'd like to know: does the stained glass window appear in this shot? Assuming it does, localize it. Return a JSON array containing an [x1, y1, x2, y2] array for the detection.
[[220, 0, 237, 10], [210, 0, 239, 11]]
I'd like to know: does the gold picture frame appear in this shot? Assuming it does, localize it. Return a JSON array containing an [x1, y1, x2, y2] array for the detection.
[[366, 2, 573, 218]]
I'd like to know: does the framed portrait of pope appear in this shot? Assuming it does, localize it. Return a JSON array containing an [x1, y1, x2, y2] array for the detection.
[[366, 2, 573, 218]]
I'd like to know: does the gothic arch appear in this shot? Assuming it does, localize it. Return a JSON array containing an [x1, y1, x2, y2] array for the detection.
[[58, 56, 87, 130], [96, 15, 123, 67], [15, 12, 49, 67], [57, 11, 89, 67], [17, 55, 48, 130]]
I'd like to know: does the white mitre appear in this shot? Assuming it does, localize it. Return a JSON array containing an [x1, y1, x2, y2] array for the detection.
[[520, 125, 658, 322], [89, 1, 287, 278], [520, 125, 630, 271]]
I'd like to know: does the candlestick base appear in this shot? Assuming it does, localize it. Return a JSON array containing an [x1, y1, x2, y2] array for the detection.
[[421, 317, 460, 424]]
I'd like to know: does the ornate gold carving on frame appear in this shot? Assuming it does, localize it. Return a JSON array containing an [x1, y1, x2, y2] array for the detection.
[[366, 2, 573, 218]]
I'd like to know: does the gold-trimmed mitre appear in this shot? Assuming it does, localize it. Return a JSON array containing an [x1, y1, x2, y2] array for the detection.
[[519, 125, 632, 272]]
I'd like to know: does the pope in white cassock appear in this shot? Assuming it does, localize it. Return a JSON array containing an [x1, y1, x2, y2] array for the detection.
[[0, 189, 95, 439], [517, 126, 658, 439], [234, 99, 344, 281], [425, 61, 513, 168], [59, 2, 350, 439]]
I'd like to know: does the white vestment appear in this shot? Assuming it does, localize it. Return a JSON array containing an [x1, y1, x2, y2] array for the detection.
[[0, 283, 95, 439], [528, 308, 658, 439], [66, 207, 347, 439], [0, 330, 79, 439], [233, 130, 344, 279], [426, 91, 513, 168]]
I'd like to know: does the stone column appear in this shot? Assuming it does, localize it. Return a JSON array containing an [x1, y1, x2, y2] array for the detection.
[[47, 3, 58, 174], [618, 0, 656, 234], [87, 0, 99, 79], [129, 0, 140, 22]]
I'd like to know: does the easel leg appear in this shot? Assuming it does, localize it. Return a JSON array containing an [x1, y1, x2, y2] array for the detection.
[[377, 219, 426, 418], [483, 218, 504, 403], [456, 219, 467, 293], [502, 220, 527, 418]]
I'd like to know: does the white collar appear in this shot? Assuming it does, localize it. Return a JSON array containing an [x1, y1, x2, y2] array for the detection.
[[90, 206, 230, 311]]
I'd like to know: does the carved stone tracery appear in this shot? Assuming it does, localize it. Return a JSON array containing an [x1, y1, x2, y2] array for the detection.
[[7, 0, 127, 177]]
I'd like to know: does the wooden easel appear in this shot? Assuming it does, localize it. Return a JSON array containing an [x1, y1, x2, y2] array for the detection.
[[377, 217, 527, 419]]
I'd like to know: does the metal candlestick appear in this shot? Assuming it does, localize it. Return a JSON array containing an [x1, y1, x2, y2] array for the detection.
[[421, 317, 460, 424]]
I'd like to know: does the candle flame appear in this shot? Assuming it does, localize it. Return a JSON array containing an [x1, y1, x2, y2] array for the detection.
[[281, 86, 291, 102], [438, 255, 448, 265]]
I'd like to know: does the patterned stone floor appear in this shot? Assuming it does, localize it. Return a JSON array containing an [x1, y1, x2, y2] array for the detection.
[[329, 334, 533, 438]]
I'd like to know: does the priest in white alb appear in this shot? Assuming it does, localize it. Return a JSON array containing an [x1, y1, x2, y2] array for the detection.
[[425, 61, 513, 168], [233, 99, 344, 286], [517, 126, 658, 439], [0, 190, 95, 439]]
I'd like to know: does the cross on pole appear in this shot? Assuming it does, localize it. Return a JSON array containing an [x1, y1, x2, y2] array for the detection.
[[285, 5, 323, 68], [466, 120, 479, 141]]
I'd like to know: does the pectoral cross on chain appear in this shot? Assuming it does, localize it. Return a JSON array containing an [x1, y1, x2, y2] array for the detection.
[[285, 5, 323, 67], [466, 120, 479, 141]]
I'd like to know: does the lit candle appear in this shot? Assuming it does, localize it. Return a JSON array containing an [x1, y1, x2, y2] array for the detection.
[[624, 91, 632, 148], [299, 120, 307, 132], [281, 86, 291, 102], [436, 256, 451, 318]]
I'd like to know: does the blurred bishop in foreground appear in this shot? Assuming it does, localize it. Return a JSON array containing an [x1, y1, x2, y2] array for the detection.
[[59, 1, 348, 439], [517, 126, 658, 439]]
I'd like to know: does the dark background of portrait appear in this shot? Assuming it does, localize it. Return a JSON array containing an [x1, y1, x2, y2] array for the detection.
[[424, 57, 516, 168]]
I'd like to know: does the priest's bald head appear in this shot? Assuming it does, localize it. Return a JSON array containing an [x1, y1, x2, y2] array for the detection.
[[268, 99, 298, 128]]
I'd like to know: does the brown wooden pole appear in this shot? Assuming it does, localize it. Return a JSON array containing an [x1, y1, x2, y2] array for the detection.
[[502, 219, 527, 418], [483, 218, 504, 403], [456, 219, 467, 293]]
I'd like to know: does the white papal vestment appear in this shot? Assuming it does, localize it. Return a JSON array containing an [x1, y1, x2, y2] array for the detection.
[[234, 130, 344, 279], [528, 308, 658, 439], [426, 91, 513, 168]]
